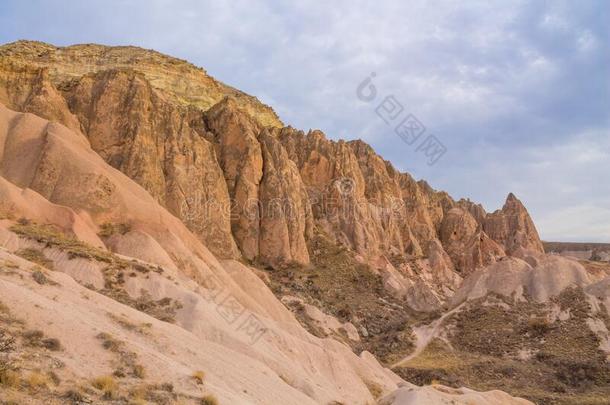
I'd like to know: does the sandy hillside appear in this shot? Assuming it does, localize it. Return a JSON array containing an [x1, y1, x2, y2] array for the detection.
[[0, 102, 536, 404]]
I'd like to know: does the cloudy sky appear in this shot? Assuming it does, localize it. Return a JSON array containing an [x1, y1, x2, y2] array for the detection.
[[1, 0, 608, 241]]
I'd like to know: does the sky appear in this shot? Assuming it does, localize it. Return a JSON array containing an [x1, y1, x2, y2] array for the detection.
[[1, 0, 608, 242]]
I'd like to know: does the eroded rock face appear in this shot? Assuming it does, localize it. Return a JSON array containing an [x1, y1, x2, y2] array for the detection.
[[67, 69, 240, 259], [440, 207, 505, 274], [0, 40, 545, 291], [484, 193, 544, 255], [0, 40, 282, 127], [278, 129, 445, 260], [258, 129, 313, 266], [204, 99, 313, 266]]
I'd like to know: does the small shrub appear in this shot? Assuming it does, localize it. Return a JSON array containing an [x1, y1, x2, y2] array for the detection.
[[527, 317, 552, 337], [98, 222, 132, 238], [201, 395, 219, 405], [22, 329, 44, 346], [192, 370, 205, 384], [92, 375, 118, 399], [160, 382, 174, 392], [48, 370, 61, 385], [42, 337, 62, 351], [17, 217, 30, 225], [0, 329, 16, 352], [113, 368, 126, 378], [32, 269, 49, 285], [97, 332, 122, 352], [63, 389, 85, 402], [133, 364, 146, 379]]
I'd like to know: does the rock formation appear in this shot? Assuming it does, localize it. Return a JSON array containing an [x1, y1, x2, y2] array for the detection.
[[0, 39, 544, 296], [483, 192, 544, 255], [0, 40, 603, 405]]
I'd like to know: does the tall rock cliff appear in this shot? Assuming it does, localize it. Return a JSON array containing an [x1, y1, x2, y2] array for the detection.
[[0, 40, 544, 298]]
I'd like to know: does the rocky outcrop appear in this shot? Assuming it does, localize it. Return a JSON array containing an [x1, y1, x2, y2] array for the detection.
[[380, 384, 534, 405], [0, 40, 282, 127], [0, 40, 544, 289], [439, 207, 505, 274], [450, 254, 592, 306], [483, 193, 544, 255], [204, 99, 312, 266], [278, 129, 444, 260]]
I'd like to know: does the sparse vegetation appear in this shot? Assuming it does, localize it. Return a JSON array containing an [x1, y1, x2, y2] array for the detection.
[[101, 289, 182, 323], [22, 330, 62, 351], [10, 221, 117, 263], [98, 222, 132, 238], [261, 228, 416, 363], [0, 209, 15, 220], [15, 248, 54, 270], [395, 290, 610, 405], [96, 332, 145, 379], [10, 219, 175, 330], [107, 312, 152, 334]]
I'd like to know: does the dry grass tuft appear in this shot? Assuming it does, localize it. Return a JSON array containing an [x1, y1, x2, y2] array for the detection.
[[92, 375, 118, 399], [26, 371, 50, 390], [133, 364, 146, 379], [15, 248, 54, 270], [32, 269, 50, 285], [0, 368, 21, 388], [201, 394, 219, 405], [364, 380, 383, 399], [107, 312, 151, 334], [192, 370, 205, 384], [21, 329, 61, 351], [98, 222, 132, 238]]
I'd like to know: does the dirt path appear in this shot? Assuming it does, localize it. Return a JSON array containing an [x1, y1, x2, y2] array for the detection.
[[391, 303, 464, 368]]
